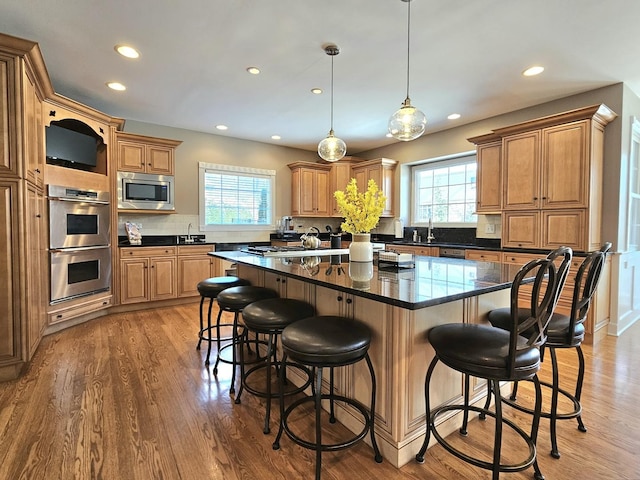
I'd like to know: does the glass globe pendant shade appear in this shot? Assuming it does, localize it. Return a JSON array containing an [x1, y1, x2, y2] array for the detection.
[[317, 129, 347, 162], [388, 98, 427, 141]]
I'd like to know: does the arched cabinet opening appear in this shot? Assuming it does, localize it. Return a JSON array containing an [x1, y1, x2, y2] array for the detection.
[[45, 118, 107, 175]]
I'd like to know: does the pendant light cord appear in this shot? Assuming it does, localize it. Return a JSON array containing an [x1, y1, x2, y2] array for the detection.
[[330, 53, 335, 132], [405, 0, 411, 100]]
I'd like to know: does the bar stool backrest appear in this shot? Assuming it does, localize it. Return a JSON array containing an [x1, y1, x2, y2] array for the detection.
[[545, 246, 573, 317], [565, 242, 612, 344], [509, 258, 557, 376]]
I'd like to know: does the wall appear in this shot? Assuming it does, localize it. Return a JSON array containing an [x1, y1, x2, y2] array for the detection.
[[609, 85, 640, 335], [118, 121, 318, 243]]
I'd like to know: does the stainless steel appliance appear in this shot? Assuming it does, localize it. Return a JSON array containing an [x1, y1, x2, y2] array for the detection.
[[49, 185, 110, 248], [439, 247, 466, 259], [50, 246, 112, 303], [117, 171, 174, 210], [48, 185, 112, 304]]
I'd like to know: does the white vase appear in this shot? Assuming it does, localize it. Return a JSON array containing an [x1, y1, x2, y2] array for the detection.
[[349, 233, 374, 262]]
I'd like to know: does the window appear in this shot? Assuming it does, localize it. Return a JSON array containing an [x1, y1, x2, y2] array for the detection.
[[411, 154, 477, 225], [199, 162, 275, 230]]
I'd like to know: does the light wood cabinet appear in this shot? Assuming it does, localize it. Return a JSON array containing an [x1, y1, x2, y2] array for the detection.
[[116, 131, 181, 175], [120, 247, 177, 304], [329, 160, 355, 216], [0, 37, 50, 380], [471, 105, 616, 252], [386, 244, 439, 257], [464, 249, 501, 262], [467, 135, 502, 213], [177, 245, 217, 297], [288, 162, 332, 217], [351, 158, 397, 217]]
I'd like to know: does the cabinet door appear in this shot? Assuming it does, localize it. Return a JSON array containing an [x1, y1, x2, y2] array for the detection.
[[149, 257, 176, 301], [475, 141, 502, 213], [298, 168, 316, 216], [26, 184, 46, 357], [541, 209, 586, 251], [177, 256, 214, 297], [23, 68, 44, 189], [542, 121, 589, 209], [502, 211, 540, 248], [117, 141, 145, 172], [0, 55, 16, 175], [0, 181, 19, 361], [502, 131, 541, 210], [120, 258, 148, 304], [330, 162, 352, 215], [314, 168, 331, 216], [464, 249, 501, 262], [351, 160, 396, 217], [147, 145, 174, 175]]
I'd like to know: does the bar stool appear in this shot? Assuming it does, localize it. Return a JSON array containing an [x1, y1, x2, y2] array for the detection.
[[415, 258, 557, 480], [196, 276, 250, 366], [213, 285, 278, 393], [486, 243, 610, 458], [235, 298, 316, 434], [272, 315, 383, 480]]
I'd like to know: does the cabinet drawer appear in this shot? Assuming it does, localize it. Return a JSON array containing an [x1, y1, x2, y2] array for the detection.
[[48, 295, 112, 325], [177, 244, 214, 255], [465, 250, 501, 262], [121, 246, 177, 257], [501, 252, 541, 265]]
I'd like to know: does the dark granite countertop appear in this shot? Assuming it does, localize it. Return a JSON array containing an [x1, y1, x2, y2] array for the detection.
[[209, 250, 524, 310]]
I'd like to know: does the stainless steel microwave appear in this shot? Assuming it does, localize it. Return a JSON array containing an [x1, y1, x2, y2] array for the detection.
[[117, 171, 174, 211]]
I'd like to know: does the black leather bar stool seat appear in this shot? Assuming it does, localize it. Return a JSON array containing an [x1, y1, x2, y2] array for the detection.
[[486, 243, 610, 459], [273, 315, 383, 480], [416, 258, 557, 480], [214, 285, 278, 393], [196, 276, 250, 366], [235, 298, 316, 434]]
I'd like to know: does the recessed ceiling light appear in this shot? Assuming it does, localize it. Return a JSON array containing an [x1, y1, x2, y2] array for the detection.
[[106, 82, 126, 91], [215, 125, 228, 131], [246, 67, 260, 75], [114, 45, 140, 59], [522, 65, 544, 77], [311, 88, 323, 95], [271, 135, 281, 140], [447, 113, 461, 120]]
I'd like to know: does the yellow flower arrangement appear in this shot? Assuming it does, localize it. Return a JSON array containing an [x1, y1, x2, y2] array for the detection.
[[334, 178, 387, 234]]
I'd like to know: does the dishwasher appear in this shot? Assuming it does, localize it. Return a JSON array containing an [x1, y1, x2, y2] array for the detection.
[[439, 247, 466, 259]]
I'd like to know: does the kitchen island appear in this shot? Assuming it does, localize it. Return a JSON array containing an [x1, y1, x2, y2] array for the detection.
[[209, 250, 527, 468]]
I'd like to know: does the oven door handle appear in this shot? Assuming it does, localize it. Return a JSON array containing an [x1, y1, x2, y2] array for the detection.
[[49, 197, 110, 205], [50, 245, 111, 253]]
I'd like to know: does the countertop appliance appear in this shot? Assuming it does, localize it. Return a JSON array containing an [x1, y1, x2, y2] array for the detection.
[[48, 185, 112, 304], [117, 171, 174, 211]]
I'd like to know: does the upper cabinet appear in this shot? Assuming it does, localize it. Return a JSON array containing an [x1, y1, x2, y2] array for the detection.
[[471, 104, 617, 251], [116, 131, 182, 175], [350, 158, 397, 217], [468, 134, 502, 213], [288, 162, 332, 217], [288, 157, 397, 218]]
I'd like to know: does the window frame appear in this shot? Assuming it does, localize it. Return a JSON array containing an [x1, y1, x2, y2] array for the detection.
[[198, 161, 276, 232], [410, 152, 477, 227]]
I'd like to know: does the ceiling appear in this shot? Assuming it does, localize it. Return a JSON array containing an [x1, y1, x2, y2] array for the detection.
[[1, 0, 639, 154]]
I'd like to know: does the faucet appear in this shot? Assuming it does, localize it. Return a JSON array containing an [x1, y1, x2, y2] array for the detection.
[[427, 218, 435, 244], [186, 223, 194, 243]]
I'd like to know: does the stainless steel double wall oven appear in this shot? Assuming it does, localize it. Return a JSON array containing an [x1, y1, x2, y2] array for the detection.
[[48, 185, 111, 304]]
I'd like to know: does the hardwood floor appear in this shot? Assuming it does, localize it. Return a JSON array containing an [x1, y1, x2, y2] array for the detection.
[[0, 303, 638, 479]]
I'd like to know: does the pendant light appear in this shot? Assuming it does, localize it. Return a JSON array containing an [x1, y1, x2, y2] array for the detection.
[[388, 0, 427, 141], [318, 44, 346, 162]]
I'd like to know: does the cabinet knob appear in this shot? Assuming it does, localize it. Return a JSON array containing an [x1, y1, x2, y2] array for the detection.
[[533, 196, 538, 200], [35, 214, 41, 218], [346, 298, 352, 304], [276, 278, 281, 283], [148, 163, 152, 166], [337, 296, 343, 302], [35, 168, 41, 174]]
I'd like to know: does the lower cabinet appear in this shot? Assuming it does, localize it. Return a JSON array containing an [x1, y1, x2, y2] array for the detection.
[[385, 244, 439, 256], [177, 245, 217, 297], [464, 249, 502, 262], [120, 247, 177, 304]]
